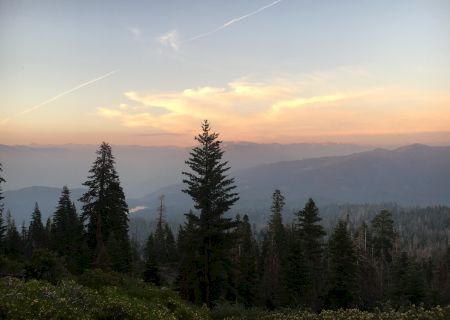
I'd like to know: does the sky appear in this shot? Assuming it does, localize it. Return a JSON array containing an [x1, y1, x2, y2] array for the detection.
[[0, 0, 449, 146]]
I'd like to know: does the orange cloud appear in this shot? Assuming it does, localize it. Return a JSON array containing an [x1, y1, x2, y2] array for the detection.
[[97, 70, 450, 144]]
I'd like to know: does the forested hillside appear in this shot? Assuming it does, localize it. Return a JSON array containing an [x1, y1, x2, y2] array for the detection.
[[0, 122, 449, 318]]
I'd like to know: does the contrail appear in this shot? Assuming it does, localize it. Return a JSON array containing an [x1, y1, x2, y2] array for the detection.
[[1, 70, 118, 125], [181, 0, 283, 44]]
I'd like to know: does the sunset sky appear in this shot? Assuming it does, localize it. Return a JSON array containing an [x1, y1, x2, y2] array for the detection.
[[1, 0, 449, 146]]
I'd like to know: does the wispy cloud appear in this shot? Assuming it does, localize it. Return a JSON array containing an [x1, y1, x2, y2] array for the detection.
[[157, 0, 284, 50], [157, 30, 180, 51], [1, 70, 118, 125]]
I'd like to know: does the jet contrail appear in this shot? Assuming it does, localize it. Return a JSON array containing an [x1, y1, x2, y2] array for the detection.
[[181, 0, 283, 44], [1, 69, 118, 125]]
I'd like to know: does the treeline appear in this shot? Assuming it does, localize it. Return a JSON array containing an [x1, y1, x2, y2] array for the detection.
[[0, 121, 449, 312]]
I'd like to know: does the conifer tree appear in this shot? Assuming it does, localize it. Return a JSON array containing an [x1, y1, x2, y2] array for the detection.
[[177, 211, 202, 304], [181, 120, 239, 306], [296, 198, 326, 310], [51, 186, 84, 272], [28, 203, 47, 254], [261, 189, 287, 308], [164, 223, 178, 264], [325, 220, 357, 309], [154, 195, 168, 263], [371, 209, 396, 297], [0, 163, 5, 251], [234, 214, 258, 307], [143, 233, 161, 286], [3, 211, 23, 260], [80, 142, 131, 272]]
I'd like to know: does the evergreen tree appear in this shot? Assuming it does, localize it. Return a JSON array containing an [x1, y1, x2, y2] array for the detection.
[[234, 214, 258, 307], [154, 195, 168, 263], [143, 233, 161, 286], [325, 220, 357, 309], [296, 198, 326, 310], [177, 211, 202, 304], [80, 142, 131, 272], [371, 209, 396, 297], [0, 163, 5, 251], [51, 186, 84, 272], [391, 252, 425, 307], [354, 221, 377, 309], [261, 189, 287, 308], [164, 223, 178, 264], [3, 211, 23, 260], [28, 203, 47, 254], [181, 120, 239, 306]]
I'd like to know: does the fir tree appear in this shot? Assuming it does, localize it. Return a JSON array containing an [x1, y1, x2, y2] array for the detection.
[[261, 189, 287, 308], [143, 233, 161, 286], [3, 211, 23, 260], [181, 120, 239, 306], [177, 211, 202, 304], [51, 186, 84, 272], [234, 214, 258, 307], [154, 195, 168, 263], [371, 209, 396, 297], [80, 142, 131, 272], [0, 163, 5, 251], [325, 220, 357, 309], [28, 203, 47, 254], [164, 223, 178, 264], [296, 198, 326, 310]]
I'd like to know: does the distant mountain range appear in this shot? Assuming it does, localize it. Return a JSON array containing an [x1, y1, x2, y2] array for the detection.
[[0, 142, 372, 198], [3, 143, 450, 225], [127, 144, 450, 223]]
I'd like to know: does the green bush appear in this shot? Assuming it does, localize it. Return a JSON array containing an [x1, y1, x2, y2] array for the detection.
[[24, 249, 68, 284], [0, 277, 209, 320], [219, 305, 450, 320], [77, 268, 123, 289]]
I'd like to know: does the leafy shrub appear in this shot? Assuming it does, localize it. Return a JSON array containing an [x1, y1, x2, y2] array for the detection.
[[0, 255, 24, 277], [220, 305, 450, 320], [77, 268, 123, 289], [24, 249, 67, 284], [0, 277, 209, 320]]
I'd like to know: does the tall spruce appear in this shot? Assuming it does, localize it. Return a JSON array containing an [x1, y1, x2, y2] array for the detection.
[[296, 198, 326, 310], [325, 220, 357, 309], [3, 211, 23, 260], [154, 195, 168, 263], [234, 214, 258, 307], [177, 211, 202, 304], [28, 203, 47, 254], [0, 163, 5, 250], [80, 142, 131, 272], [181, 120, 239, 306], [261, 189, 287, 308], [371, 209, 396, 298], [51, 186, 84, 272], [143, 233, 161, 286]]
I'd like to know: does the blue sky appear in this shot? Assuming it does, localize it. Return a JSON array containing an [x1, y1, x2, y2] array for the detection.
[[1, 0, 449, 145]]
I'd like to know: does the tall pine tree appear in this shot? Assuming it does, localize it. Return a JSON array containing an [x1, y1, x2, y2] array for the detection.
[[261, 189, 287, 308], [181, 120, 239, 307], [51, 186, 84, 272], [28, 203, 47, 255], [325, 220, 357, 309], [0, 163, 5, 251], [80, 142, 131, 272], [296, 198, 326, 310]]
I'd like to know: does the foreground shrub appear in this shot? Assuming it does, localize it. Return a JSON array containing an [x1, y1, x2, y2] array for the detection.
[[24, 249, 67, 284], [0, 277, 209, 320], [220, 305, 450, 320], [77, 268, 123, 289]]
